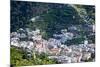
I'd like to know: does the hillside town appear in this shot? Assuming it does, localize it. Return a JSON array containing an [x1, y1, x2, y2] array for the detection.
[[10, 24, 95, 63]]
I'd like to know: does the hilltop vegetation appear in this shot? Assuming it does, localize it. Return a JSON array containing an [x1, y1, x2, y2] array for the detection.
[[11, 1, 95, 39]]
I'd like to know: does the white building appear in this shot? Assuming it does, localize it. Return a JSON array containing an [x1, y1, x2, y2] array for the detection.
[[30, 16, 40, 22], [10, 37, 20, 47], [32, 35, 42, 41], [19, 41, 28, 48], [82, 52, 91, 61], [27, 41, 34, 50], [84, 40, 88, 45]]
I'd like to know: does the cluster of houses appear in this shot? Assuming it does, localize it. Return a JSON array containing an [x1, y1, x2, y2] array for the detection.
[[10, 26, 95, 63], [48, 39, 95, 63]]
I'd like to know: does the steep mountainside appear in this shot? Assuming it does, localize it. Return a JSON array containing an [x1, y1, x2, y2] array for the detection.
[[11, 1, 95, 39]]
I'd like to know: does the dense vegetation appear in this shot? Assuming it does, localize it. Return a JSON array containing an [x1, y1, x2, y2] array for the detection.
[[11, 1, 95, 39], [11, 47, 56, 66]]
